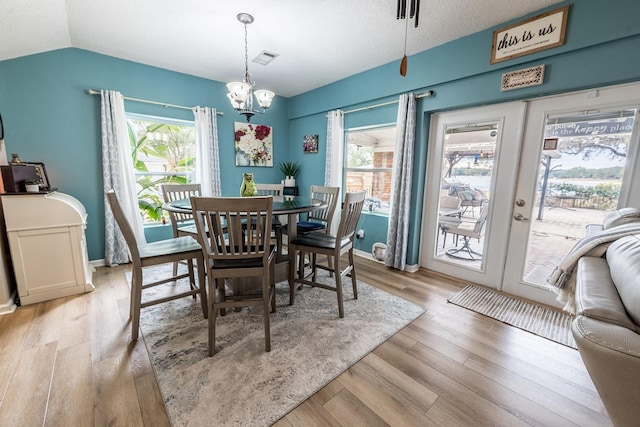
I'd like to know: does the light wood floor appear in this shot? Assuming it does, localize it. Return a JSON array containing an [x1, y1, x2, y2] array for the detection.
[[0, 257, 611, 426]]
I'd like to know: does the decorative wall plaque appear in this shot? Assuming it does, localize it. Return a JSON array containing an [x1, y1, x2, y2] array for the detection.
[[501, 65, 545, 91]]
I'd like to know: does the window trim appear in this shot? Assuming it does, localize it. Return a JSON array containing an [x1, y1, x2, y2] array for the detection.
[[126, 113, 197, 225]]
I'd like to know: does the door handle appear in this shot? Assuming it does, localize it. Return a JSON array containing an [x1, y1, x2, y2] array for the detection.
[[514, 213, 529, 221]]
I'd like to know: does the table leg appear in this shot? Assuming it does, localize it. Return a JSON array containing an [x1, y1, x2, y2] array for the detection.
[[287, 212, 297, 284]]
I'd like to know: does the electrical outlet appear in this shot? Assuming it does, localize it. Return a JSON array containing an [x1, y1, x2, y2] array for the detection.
[[356, 229, 365, 239]]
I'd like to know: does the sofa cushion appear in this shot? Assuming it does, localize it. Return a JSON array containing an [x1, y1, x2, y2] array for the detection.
[[602, 207, 640, 230], [606, 234, 640, 326], [575, 257, 637, 331]]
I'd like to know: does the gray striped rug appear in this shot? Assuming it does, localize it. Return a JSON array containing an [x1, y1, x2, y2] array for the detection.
[[448, 285, 576, 349]]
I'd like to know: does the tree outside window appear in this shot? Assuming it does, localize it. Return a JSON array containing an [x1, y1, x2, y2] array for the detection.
[[127, 116, 196, 223]]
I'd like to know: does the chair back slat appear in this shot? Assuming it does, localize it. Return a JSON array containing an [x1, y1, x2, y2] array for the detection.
[[192, 196, 273, 261], [307, 185, 340, 231], [473, 206, 489, 234], [105, 190, 141, 263], [336, 191, 366, 241], [255, 183, 284, 196], [162, 184, 201, 235]]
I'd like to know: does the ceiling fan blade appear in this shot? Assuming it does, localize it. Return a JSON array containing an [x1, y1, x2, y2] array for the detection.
[[400, 0, 407, 19], [414, 0, 420, 27]]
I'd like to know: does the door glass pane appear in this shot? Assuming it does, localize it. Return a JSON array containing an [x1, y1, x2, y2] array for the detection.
[[435, 123, 498, 270], [523, 109, 637, 284]]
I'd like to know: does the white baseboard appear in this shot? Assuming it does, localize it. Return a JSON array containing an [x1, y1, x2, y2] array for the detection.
[[0, 290, 17, 315], [404, 264, 419, 273], [90, 259, 106, 268], [353, 248, 374, 261], [353, 249, 419, 273]]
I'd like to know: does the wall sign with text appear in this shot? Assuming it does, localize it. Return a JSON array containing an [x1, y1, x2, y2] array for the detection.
[[491, 6, 569, 64]]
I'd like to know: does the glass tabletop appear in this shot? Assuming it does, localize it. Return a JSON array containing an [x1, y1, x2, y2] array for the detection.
[[166, 195, 324, 214]]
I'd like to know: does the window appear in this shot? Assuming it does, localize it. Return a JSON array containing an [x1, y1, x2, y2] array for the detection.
[[126, 114, 196, 224], [345, 126, 396, 215]]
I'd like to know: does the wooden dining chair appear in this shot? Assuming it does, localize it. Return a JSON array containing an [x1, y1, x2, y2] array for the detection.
[[162, 183, 202, 277], [162, 183, 202, 238], [255, 183, 284, 196], [191, 195, 277, 356], [288, 191, 366, 316], [255, 183, 285, 251], [276, 185, 340, 271], [294, 185, 340, 234], [105, 190, 207, 341]]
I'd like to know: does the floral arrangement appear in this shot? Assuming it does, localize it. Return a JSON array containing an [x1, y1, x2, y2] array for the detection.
[[234, 122, 273, 167]]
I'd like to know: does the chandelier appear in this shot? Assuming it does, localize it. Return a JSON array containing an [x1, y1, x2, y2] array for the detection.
[[227, 13, 275, 122]]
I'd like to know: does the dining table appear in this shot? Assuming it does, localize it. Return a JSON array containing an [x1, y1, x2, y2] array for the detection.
[[163, 195, 327, 290]]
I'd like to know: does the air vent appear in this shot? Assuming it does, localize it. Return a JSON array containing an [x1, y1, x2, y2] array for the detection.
[[253, 50, 279, 65]]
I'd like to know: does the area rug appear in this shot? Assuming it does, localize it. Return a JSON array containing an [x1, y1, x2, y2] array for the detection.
[[448, 285, 576, 349], [126, 265, 425, 426]]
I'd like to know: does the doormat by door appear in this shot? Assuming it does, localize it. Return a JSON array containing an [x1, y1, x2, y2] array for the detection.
[[448, 285, 576, 349]]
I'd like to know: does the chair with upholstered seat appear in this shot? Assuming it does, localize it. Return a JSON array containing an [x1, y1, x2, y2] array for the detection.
[[276, 185, 339, 239], [457, 188, 488, 217], [162, 183, 202, 276], [191, 195, 277, 356], [288, 191, 365, 317], [296, 185, 340, 235], [276, 185, 340, 274], [441, 205, 488, 260], [105, 190, 207, 341]]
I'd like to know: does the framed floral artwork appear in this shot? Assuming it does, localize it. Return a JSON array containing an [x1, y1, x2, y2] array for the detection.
[[234, 122, 273, 167], [303, 134, 318, 153]]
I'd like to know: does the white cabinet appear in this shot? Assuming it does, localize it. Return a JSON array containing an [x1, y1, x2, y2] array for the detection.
[[2, 192, 94, 305]]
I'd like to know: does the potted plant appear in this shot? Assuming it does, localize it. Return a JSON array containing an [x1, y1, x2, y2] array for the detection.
[[279, 161, 300, 187], [24, 179, 40, 193]]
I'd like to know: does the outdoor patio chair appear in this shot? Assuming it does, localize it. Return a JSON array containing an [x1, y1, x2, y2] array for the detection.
[[457, 188, 487, 216], [442, 205, 488, 260]]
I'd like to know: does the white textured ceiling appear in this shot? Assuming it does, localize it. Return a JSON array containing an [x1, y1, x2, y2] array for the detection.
[[0, 0, 563, 97]]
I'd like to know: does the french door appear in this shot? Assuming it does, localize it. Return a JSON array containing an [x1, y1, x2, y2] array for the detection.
[[420, 102, 526, 288], [502, 84, 640, 304], [421, 83, 640, 306]]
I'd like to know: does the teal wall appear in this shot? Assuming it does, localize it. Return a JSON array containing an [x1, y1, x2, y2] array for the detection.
[[1, 0, 640, 264], [287, 0, 640, 265], [0, 49, 289, 261]]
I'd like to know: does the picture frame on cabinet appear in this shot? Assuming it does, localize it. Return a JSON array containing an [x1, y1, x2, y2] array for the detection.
[[25, 162, 50, 190]]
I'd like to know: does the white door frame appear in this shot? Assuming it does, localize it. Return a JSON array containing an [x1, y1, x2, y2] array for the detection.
[[420, 102, 526, 287], [501, 83, 640, 305]]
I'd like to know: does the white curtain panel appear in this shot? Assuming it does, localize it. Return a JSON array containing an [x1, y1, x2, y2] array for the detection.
[[193, 107, 221, 196], [325, 109, 344, 234], [385, 93, 417, 270], [101, 90, 145, 266]]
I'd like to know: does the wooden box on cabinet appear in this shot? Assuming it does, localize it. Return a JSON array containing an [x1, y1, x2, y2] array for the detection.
[[1, 192, 94, 305]]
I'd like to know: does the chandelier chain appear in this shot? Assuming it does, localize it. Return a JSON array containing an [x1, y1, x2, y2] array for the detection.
[[244, 22, 250, 83], [226, 12, 275, 122]]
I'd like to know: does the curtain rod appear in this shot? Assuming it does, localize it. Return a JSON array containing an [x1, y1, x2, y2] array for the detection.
[[342, 90, 434, 115], [87, 89, 223, 115]]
